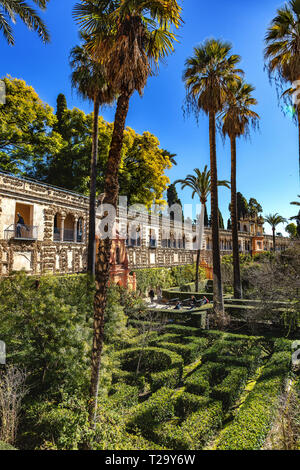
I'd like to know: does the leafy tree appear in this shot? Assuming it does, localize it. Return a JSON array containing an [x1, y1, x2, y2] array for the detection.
[[70, 41, 116, 278], [183, 39, 241, 324], [248, 198, 263, 217], [265, 0, 300, 179], [0, 77, 63, 174], [175, 166, 229, 292], [286, 223, 298, 238], [220, 79, 259, 299], [54, 94, 68, 138], [264, 213, 287, 251], [0, 0, 50, 45], [73, 0, 182, 425], [167, 183, 182, 208]]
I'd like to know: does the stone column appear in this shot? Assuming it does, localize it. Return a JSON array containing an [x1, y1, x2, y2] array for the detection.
[[60, 216, 65, 242], [74, 217, 78, 243]]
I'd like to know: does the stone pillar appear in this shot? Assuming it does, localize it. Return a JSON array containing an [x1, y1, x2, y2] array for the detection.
[[60, 217, 65, 242], [74, 218, 78, 243]]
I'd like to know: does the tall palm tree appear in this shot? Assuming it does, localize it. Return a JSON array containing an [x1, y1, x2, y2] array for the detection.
[[220, 80, 259, 299], [70, 41, 115, 278], [0, 0, 50, 45], [183, 39, 242, 325], [175, 166, 230, 292], [73, 0, 182, 425], [264, 213, 287, 252], [265, 0, 300, 179]]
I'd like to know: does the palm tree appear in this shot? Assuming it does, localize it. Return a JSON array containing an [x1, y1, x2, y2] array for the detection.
[[291, 195, 300, 206], [0, 0, 50, 45], [175, 166, 230, 292], [73, 0, 182, 425], [265, 0, 300, 178], [264, 213, 287, 252], [220, 80, 259, 299], [70, 41, 115, 279], [183, 39, 242, 324]]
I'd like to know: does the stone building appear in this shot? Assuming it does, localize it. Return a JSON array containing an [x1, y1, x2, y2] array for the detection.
[[0, 172, 290, 283]]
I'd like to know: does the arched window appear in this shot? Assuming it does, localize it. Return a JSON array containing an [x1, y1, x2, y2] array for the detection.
[[64, 214, 75, 242]]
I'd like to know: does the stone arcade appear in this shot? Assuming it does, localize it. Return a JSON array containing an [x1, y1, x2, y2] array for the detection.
[[0, 172, 290, 287]]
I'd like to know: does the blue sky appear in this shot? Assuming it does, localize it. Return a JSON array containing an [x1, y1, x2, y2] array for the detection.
[[1, 0, 299, 235]]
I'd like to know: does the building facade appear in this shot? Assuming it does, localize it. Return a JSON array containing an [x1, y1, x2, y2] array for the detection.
[[0, 172, 290, 281]]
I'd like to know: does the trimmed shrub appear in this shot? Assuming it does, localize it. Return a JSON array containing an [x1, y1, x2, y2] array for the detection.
[[114, 347, 184, 392], [211, 366, 248, 409], [185, 362, 225, 396], [158, 338, 209, 365], [127, 387, 175, 438], [153, 400, 223, 450], [216, 351, 291, 450], [0, 441, 17, 450], [175, 392, 210, 416]]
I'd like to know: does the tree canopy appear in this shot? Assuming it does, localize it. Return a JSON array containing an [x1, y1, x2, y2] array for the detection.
[[0, 77, 173, 207]]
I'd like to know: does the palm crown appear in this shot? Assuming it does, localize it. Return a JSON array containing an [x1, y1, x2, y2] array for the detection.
[[264, 213, 287, 229], [183, 39, 242, 116], [175, 166, 230, 205], [70, 41, 115, 105], [73, 0, 182, 96], [265, 0, 300, 84], [291, 195, 300, 206], [220, 80, 259, 139], [0, 0, 50, 45]]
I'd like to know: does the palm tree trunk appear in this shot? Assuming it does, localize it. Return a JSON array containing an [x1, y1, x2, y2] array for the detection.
[[89, 93, 130, 427], [298, 106, 300, 181], [273, 227, 276, 253], [195, 203, 205, 292], [87, 96, 100, 278], [230, 136, 242, 299], [209, 111, 225, 324]]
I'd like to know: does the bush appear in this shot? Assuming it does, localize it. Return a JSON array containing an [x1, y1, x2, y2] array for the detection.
[[157, 338, 208, 365], [211, 366, 248, 409], [20, 395, 90, 450], [216, 351, 291, 450], [114, 347, 183, 392], [127, 387, 175, 438], [153, 400, 223, 450]]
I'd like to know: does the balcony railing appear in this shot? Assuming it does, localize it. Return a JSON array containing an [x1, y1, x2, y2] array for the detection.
[[53, 228, 83, 243], [4, 224, 38, 241]]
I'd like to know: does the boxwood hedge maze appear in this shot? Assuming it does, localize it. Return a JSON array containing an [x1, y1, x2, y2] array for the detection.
[[108, 322, 293, 450]]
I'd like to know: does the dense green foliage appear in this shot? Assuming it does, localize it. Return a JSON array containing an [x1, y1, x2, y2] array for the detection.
[[0, 79, 174, 207], [135, 264, 205, 294]]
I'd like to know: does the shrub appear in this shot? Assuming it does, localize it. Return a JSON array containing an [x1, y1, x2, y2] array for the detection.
[[211, 366, 248, 409], [158, 338, 208, 365], [216, 351, 291, 450], [127, 387, 175, 438], [185, 362, 225, 396], [153, 400, 223, 450]]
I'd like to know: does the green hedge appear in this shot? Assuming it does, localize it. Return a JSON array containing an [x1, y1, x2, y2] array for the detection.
[[156, 338, 208, 365], [135, 265, 204, 295], [152, 400, 223, 450], [185, 362, 225, 396], [127, 387, 175, 438], [211, 366, 248, 409], [216, 350, 291, 450], [114, 347, 184, 392], [162, 290, 214, 302]]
